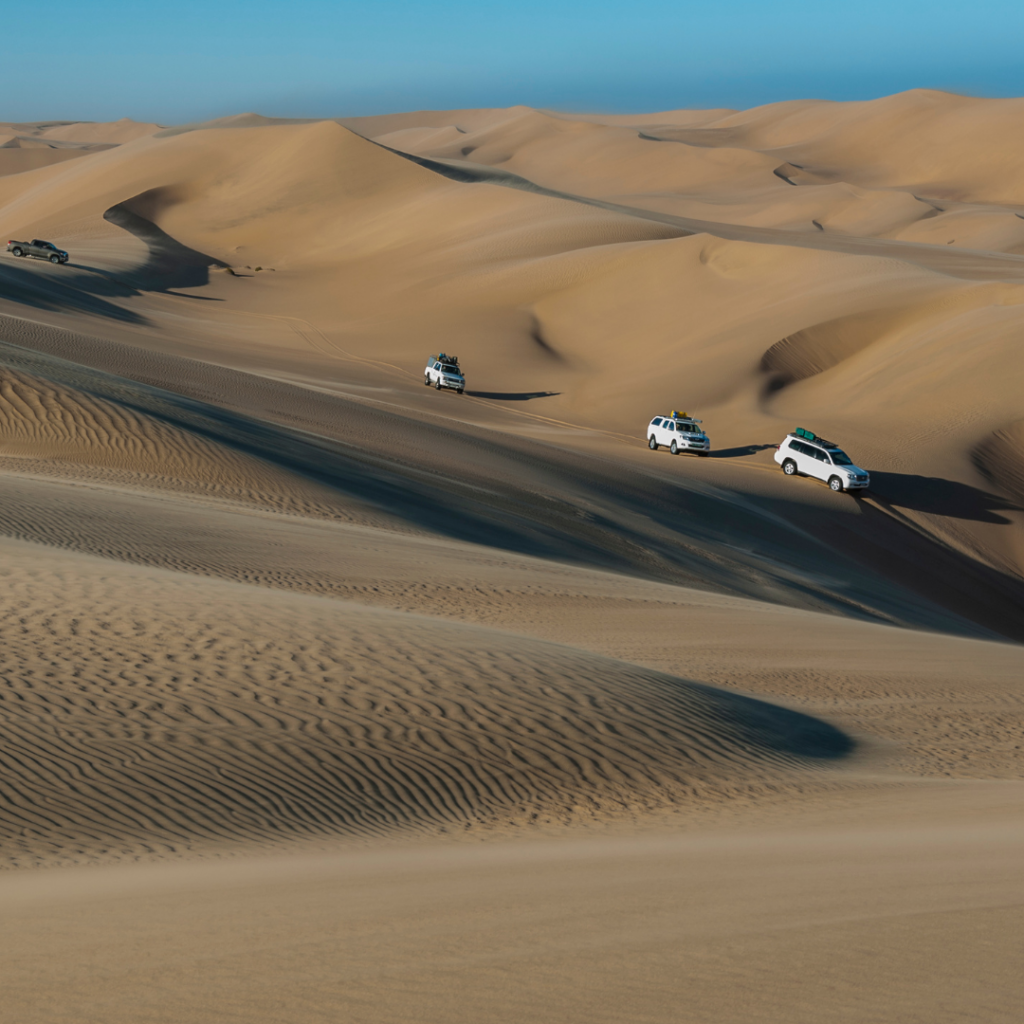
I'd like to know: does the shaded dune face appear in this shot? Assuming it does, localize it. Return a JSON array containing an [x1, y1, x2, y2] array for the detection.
[[760, 311, 897, 391], [974, 420, 1024, 505], [0, 559, 851, 867]]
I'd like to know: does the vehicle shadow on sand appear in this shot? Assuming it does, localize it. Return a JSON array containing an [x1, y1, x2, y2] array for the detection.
[[467, 391, 561, 401], [708, 443, 776, 459], [867, 471, 1022, 524], [0, 258, 148, 324], [0, 197, 228, 326]]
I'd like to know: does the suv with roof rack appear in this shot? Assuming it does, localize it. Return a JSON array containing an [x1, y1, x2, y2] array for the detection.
[[646, 411, 710, 456], [424, 353, 465, 393], [774, 428, 870, 492]]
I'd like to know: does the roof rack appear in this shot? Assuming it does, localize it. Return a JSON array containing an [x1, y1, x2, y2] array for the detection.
[[792, 427, 837, 448], [670, 409, 702, 423], [438, 352, 459, 365]]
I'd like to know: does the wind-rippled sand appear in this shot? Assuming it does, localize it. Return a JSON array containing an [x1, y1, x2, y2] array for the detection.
[[0, 93, 1023, 1022]]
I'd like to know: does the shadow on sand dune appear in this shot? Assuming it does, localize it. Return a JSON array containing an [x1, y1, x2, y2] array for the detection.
[[867, 472, 1022, 524], [101, 199, 229, 291], [2, 328, 1024, 643], [467, 390, 560, 401], [0, 196, 227, 324], [709, 444, 777, 459], [0, 257, 147, 324]]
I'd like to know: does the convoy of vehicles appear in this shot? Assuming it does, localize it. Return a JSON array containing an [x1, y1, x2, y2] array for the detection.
[[419, 365, 866, 493], [424, 353, 465, 393], [6, 239, 69, 264], [9, 242, 874, 493], [774, 428, 870, 492], [646, 411, 710, 455]]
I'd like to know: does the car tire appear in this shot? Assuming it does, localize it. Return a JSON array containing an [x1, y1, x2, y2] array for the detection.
[[50, 254, 61, 264], [648, 436, 658, 450], [828, 476, 844, 492], [670, 440, 679, 454], [782, 459, 797, 476], [698, 450, 709, 457], [435, 379, 442, 390], [457, 388, 464, 394], [11, 247, 23, 257], [424, 376, 431, 386]]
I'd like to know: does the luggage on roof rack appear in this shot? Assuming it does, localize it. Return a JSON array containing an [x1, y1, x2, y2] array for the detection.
[[793, 427, 837, 447]]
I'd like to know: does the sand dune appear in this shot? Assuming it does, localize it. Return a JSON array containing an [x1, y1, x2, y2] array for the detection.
[[0, 118, 157, 178], [0, 89, 1023, 1021], [0, 539, 853, 867], [974, 418, 1024, 504]]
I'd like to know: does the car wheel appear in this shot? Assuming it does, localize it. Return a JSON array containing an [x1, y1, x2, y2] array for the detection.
[[782, 459, 797, 476], [435, 379, 442, 390], [50, 254, 61, 264], [424, 376, 432, 386], [670, 440, 678, 454], [648, 436, 658, 450], [11, 247, 23, 257], [828, 476, 844, 492], [698, 450, 709, 457], [457, 388, 464, 394]]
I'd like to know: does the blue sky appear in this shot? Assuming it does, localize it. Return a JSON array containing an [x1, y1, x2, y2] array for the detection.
[[6, 1, 1024, 124]]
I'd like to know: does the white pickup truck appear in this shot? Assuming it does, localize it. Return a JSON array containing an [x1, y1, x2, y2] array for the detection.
[[424, 353, 465, 393], [646, 411, 710, 455]]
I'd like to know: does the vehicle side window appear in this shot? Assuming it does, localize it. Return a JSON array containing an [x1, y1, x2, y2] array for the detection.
[[434, 363, 440, 370], [667, 422, 674, 432], [652, 418, 662, 427], [815, 449, 828, 462], [790, 441, 806, 455]]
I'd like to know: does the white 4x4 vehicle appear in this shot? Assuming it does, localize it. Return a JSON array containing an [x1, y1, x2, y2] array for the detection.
[[424, 353, 465, 393], [774, 429, 870, 492], [646, 411, 710, 456]]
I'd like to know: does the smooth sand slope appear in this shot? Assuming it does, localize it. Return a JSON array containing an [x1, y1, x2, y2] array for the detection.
[[0, 90, 1022, 1022]]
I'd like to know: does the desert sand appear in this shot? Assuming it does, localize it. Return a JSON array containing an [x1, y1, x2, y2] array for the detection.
[[0, 91, 1022, 1023]]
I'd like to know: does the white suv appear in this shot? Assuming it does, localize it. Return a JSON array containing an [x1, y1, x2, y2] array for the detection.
[[646, 412, 710, 456], [774, 430, 870, 492]]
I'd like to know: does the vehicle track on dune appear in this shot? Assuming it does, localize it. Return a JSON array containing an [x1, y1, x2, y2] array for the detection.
[[379, 146, 1024, 281]]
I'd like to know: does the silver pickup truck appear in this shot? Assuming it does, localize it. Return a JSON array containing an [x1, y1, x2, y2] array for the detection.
[[6, 239, 69, 264]]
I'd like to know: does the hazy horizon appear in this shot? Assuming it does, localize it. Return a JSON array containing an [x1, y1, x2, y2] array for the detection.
[[6, 0, 1024, 124]]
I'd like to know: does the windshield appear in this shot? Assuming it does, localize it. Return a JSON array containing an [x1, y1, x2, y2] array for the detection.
[[442, 365, 461, 375], [828, 450, 853, 465], [675, 422, 698, 433]]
